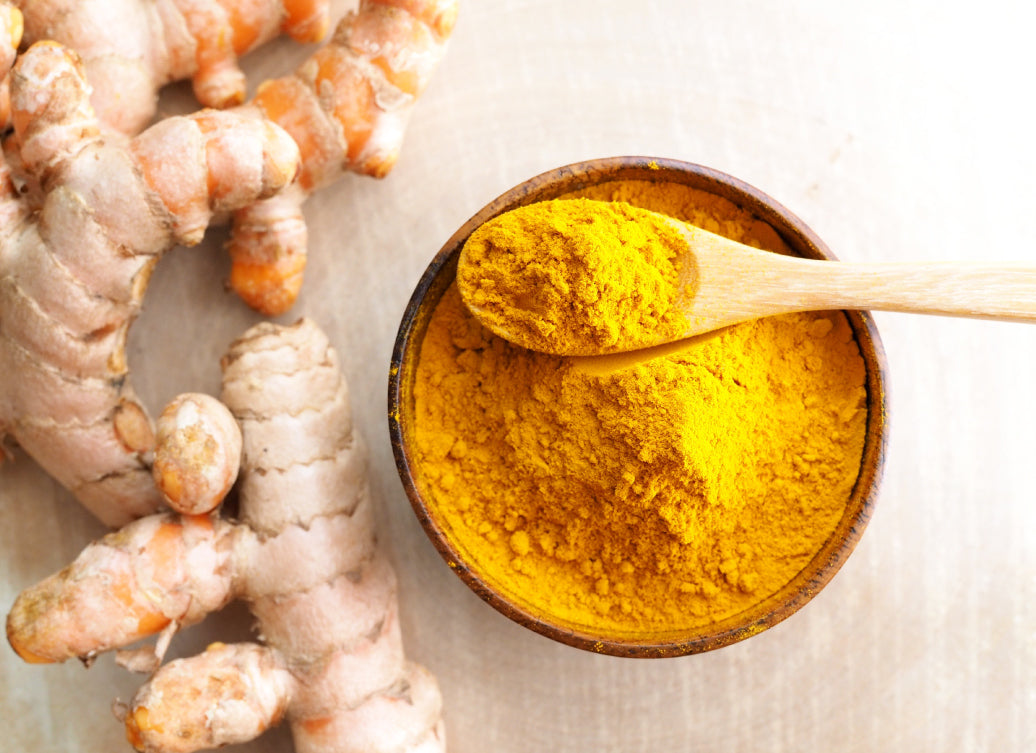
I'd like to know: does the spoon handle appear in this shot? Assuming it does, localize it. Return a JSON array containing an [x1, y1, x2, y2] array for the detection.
[[766, 257, 1036, 322], [682, 225, 1036, 335]]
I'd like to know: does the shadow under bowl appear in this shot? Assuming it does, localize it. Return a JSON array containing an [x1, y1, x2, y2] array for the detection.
[[389, 156, 889, 658]]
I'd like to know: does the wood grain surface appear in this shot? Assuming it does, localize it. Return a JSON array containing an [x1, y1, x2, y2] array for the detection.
[[2, 1, 1033, 751]]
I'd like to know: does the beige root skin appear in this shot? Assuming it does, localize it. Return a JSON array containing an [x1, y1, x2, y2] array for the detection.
[[15, 0, 332, 134], [227, 0, 459, 315], [217, 318, 446, 753], [0, 41, 300, 525], [7, 319, 446, 752]]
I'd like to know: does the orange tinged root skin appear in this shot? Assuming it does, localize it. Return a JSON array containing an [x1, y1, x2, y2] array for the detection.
[[153, 393, 243, 515], [282, 0, 331, 43], [125, 706, 155, 752], [311, 46, 378, 166], [0, 1, 22, 131], [227, 187, 310, 314], [130, 108, 300, 247], [229, 0, 458, 314], [16, 1, 329, 134], [136, 612, 174, 636], [377, 0, 459, 39], [5, 514, 236, 663], [299, 716, 334, 734], [7, 635, 57, 665], [253, 78, 334, 191], [256, 0, 458, 185], [0, 79, 10, 131], [175, 0, 248, 108], [229, 256, 306, 316], [125, 642, 295, 753], [0, 4, 21, 70], [343, 4, 431, 96]]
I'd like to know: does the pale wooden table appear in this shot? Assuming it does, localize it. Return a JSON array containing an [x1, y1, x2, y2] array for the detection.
[[2, 2, 1033, 751]]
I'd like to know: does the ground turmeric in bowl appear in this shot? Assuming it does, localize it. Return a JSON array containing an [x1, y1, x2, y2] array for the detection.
[[408, 179, 870, 640]]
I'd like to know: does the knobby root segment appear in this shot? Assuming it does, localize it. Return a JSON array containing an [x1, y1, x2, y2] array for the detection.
[[0, 40, 299, 525], [17, 0, 460, 316], [15, 0, 333, 134], [228, 0, 459, 315], [152, 393, 242, 516], [1, 2, 458, 523], [7, 319, 446, 753], [6, 513, 238, 663]]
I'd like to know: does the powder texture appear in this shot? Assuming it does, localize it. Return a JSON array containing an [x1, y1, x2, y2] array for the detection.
[[457, 198, 689, 354], [411, 180, 868, 635]]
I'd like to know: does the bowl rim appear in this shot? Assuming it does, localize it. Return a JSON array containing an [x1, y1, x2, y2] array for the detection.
[[388, 156, 889, 658]]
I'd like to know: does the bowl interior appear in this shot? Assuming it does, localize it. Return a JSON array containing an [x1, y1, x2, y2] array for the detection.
[[389, 157, 888, 657]]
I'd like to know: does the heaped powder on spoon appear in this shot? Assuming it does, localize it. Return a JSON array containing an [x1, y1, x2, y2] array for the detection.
[[457, 198, 690, 355]]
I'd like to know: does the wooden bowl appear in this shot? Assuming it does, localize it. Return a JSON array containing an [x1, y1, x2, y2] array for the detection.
[[388, 157, 889, 657]]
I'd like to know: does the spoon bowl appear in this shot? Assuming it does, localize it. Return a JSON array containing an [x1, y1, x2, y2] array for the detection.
[[389, 157, 890, 657]]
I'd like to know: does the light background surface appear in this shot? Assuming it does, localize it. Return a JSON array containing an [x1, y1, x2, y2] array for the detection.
[[2, 1, 1034, 750]]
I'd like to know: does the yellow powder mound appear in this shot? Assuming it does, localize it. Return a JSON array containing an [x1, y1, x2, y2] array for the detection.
[[412, 180, 868, 635]]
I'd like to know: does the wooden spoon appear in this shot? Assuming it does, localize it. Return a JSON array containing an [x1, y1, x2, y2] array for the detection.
[[458, 200, 1036, 356]]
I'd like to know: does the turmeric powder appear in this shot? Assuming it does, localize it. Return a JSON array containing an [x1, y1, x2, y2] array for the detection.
[[458, 198, 690, 354], [411, 180, 869, 636]]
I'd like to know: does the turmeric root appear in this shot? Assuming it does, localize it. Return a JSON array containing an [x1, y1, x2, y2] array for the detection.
[[0, 2, 22, 128], [152, 393, 243, 516], [7, 513, 239, 664], [13, 0, 458, 314], [16, 0, 332, 134], [8, 318, 446, 753], [228, 0, 459, 315], [0, 3, 22, 217], [0, 3, 19, 76], [0, 41, 300, 525]]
